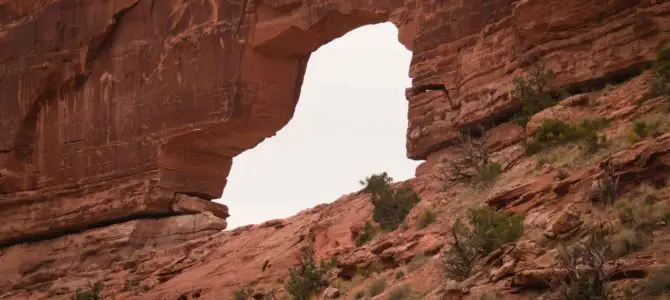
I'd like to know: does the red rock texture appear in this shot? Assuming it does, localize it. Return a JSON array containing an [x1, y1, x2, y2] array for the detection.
[[1, 0, 669, 247], [0, 69, 669, 299], [1, 0, 670, 299]]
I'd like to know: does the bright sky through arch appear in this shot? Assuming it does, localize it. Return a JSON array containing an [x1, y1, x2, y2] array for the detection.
[[216, 23, 422, 229]]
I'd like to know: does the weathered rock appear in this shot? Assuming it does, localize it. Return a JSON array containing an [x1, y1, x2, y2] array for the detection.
[[415, 121, 524, 177], [512, 268, 567, 288], [544, 205, 582, 238], [1, 0, 670, 299], [485, 174, 554, 210], [260, 219, 287, 229], [525, 94, 598, 136], [1, 0, 669, 247], [171, 194, 229, 219], [1, 104, 669, 299], [0, 190, 379, 299], [0, 212, 225, 296], [322, 287, 340, 298], [486, 123, 526, 152]]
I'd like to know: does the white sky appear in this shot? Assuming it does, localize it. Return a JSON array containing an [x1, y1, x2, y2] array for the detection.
[[216, 23, 422, 229]]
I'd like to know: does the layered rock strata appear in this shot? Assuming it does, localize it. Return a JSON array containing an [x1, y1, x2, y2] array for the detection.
[[1, 0, 669, 248], [0, 1, 670, 298]]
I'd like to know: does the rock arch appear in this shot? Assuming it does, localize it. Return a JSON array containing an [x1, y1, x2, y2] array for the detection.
[[2, 0, 667, 246], [157, 1, 418, 200], [0, 0, 419, 245]]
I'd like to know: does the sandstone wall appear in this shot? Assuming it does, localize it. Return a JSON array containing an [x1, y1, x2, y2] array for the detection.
[[0, 0, 669, 246]]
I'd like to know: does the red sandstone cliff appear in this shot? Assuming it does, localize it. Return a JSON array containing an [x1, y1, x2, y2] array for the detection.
[[1, 0, 670, 299]]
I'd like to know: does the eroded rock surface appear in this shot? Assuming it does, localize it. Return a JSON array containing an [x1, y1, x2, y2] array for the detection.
[[1, 0, 669, 247], [0, 212, 226, 299], [1, 0, 670, 299]]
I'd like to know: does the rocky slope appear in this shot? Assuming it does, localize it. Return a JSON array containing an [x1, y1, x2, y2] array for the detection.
[[2, 72, 670, 300], [1, 0, 670, 299]]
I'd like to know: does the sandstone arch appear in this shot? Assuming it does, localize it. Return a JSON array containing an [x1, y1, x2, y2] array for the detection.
[[0, 0, 419, 246], [1, 0, 668, 247], [157, 2, 418, 200]]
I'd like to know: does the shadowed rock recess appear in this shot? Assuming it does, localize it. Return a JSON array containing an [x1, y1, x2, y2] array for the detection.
[[1, 0, 670, 299]]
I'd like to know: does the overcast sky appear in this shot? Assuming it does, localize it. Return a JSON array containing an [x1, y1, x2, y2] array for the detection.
[[215, 23, 421, 229]]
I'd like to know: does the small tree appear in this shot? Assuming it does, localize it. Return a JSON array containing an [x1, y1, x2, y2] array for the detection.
[[555, 230, 609, 300], [355, 222, 377, 246], [443, 219, 480, 280], [442, 207, 524, 280], [73, 282, 104, 300], [595, 156, 620, 206], [417, 209, 436, 229], [512, 63, 557, 126], [388, 284, 413, 300], [524, 118, 609, 155], [434, 126, 501, 184], [469, 207, 525, 254], [284, 247, 329, 300], [651, 45, 670, 97], [367, 278, 386, 297], [643, 264, 670, 296], [360, 173, 420, 231], [627, 119, 665, 143], [359, 172, 393, 194], [233, 287, 254, 300]]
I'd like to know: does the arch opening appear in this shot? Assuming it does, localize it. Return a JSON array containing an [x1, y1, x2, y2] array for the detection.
[[219, 23, 421, 228], [156, 5, 421, 228]]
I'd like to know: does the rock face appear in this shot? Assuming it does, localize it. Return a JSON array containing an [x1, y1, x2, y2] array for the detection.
[[0, 72, 669, 299], [0, 212, 227, 299], [1, 0, 670, 299], [0, 190, 380, 299], [1, 0, 669, 247]]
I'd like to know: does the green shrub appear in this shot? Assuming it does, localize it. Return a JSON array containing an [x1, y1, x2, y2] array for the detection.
[[524, 139, 544, 156], [469, 207, 525, 254], [367, 278, 386, 297], [610, 184, 668, 258], [354, 290, 365, 299], [442, 207, 524, 280], [651, 45, 670, 97], [121, 279, 139, 292], [628, 120, 664, 144], [359, 262, 383, 278], [442, 219, 479, 280], [561, 276, 608, 300], [388, 284, 413, 300], [643, 264, 670, 296], [556, 230, 610, 300], [321, 257, 338, 271], [525, 118, 609, 155], [395, 271, 405, 280], [556, 169, 569, 181], [476, 162, 502, 183], [233, 287, 253, 300], [284, 247, 329, 300], [616, 187, 664, 231], [435, 127, 503, 184], [596, 160, 620, 206], [73, 282, 104, 300], [417, 209, 436, 229], [533, 118, 572, 143], [511, 64, 557, 126], [360, 172, 393, 194], [355, 222, 377, 246], [360, 173, 421, 231], [407, 253, 427, 272], [609, 228, 646, 258]]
